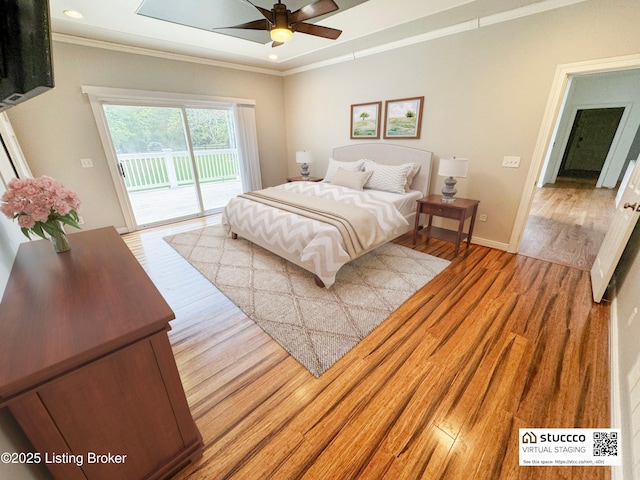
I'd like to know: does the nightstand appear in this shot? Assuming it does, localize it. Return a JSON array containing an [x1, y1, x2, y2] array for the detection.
[[286, 176, 323, 182], [413, 194, 480, 256]]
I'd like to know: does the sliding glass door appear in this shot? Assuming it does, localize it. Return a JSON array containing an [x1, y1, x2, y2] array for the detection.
[[185, 108, 241, 212], [102, 104, 242, 228]]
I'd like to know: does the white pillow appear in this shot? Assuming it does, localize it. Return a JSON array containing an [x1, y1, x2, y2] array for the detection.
[[405, 163, 421, 192], [322, 158, 365, 183], [363, 161, 414, 194], [330, 168, 373, 191]]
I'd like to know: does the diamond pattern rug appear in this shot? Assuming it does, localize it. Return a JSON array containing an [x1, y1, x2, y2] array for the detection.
[[164, 225, 450, 377]]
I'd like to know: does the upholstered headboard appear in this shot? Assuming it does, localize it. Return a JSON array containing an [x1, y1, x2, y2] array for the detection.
[[332, 143, 432, 196]]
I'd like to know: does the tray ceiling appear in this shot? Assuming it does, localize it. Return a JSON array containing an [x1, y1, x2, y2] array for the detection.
[[48, 0, 586, 73]]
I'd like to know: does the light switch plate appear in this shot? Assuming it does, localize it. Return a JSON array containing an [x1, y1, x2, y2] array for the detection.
[[502, 156, 520, 168], [80, 158, 93, 168]]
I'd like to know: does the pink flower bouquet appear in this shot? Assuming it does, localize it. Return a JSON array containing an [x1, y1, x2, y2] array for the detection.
[[1, 176, 81, 240]]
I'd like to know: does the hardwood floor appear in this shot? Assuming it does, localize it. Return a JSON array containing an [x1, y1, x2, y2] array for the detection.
[[518, 178, 616, 271], [122, 216, 611, 480]]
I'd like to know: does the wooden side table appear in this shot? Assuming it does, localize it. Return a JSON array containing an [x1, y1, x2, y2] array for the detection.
[[286, 176, 323, 182], [413, 194, 480, 256]]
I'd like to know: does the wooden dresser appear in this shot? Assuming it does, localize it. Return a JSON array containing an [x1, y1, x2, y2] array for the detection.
[[0, 227, 203, 480]]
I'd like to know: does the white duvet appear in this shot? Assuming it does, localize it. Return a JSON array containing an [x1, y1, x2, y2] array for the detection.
[[221, 182, 410, 287]]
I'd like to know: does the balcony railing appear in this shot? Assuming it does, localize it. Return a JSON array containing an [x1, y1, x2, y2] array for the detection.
[[118, 148, 240, 191]]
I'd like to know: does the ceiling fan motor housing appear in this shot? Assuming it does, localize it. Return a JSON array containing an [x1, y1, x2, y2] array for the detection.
[[272, 3, 292, 31]]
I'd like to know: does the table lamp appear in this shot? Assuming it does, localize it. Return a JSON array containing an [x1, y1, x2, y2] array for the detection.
[[438, 157, 468, 202], [296, 151, 313, 180]]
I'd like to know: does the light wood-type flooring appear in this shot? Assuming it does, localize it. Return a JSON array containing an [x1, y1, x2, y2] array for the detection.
[[518, 178, 617, 271], [122, 215, 611, 480]]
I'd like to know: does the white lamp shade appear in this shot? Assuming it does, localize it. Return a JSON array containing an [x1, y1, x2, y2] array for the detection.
[[296, 151, 313, 164], [438, 158, 468, 178]]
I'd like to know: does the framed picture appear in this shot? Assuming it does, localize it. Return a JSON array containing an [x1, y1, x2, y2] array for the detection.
[[350, 102, 382, 139], [383, 96, 424, 139]]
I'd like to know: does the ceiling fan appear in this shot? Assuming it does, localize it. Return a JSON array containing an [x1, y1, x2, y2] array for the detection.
[[226, 0, 343, 47]]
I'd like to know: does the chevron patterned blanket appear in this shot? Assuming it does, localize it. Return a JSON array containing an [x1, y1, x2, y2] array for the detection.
[[222, 182, 409, 287], [239, 187, 388, 259]]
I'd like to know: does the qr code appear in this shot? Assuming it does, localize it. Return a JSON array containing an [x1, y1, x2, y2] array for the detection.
[[594, 431, 618, 456]]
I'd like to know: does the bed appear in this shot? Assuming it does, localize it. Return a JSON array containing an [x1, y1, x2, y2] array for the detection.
[[221, 144, 432, 287]]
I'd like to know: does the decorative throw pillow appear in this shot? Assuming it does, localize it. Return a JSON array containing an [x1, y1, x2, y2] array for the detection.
[[322, 158, 365, 183], [405, 163, 421, 192], [330, 168, 373, 191], [363, 161, 414, 194]]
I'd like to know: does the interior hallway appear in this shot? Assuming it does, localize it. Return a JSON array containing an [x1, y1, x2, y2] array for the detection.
[[518, 177, 617, 271]]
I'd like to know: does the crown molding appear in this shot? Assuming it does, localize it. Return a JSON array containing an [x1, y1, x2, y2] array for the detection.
[[52, 33, 284, 77]]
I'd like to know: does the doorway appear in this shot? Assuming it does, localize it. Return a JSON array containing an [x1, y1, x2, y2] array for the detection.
[[558, 107, 625, 181], [510, 61, 640, 259], [517, 89, 632, 269], [518, 104, 623, 270], [102, 104, 242, 229]]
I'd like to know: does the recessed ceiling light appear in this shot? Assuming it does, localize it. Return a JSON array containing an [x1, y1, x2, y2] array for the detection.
[[63, 10, 84, 19], [268, 54, 278, 61]]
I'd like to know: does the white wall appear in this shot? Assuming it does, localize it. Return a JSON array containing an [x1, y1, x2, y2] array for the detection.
[[540, 69, 640, 187], [0, 147, 25, 297], [283, 0, 640, 245], [6, 41, 289, 233], [0, 188, 24, 296]]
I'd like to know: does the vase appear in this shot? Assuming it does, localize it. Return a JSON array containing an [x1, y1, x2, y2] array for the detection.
[[49, 222, 71, 253]]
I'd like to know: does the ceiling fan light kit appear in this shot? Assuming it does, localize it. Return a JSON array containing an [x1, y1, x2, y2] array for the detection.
[[232, 0, 343, 47], [271, 27, 293, 42]]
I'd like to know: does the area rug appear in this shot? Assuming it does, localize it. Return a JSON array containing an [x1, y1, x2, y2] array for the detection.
[[164, 225, 450, 377]]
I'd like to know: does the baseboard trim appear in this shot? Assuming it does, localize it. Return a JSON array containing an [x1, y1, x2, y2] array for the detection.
[[471, 236, 509, 251], [609, 293, 624, 480]]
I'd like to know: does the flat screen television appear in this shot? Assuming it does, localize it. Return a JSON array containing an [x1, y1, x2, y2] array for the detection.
[[0, 0, 54, 112]]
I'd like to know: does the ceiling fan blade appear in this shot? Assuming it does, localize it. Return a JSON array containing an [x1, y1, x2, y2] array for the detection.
[[224, 18, 270, 31], [243, 0, 274, 24], [290, 0, 339, 24], [271, 41, 284, 48], [293, 22, 342, 40]]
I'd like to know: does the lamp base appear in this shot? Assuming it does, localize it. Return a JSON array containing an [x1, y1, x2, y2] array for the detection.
[[441, 176, 457, 202], [300, 163, 310, 180]]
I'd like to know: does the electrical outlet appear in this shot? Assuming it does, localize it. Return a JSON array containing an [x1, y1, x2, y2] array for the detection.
[[78, 216, 84, 225], [502, 156, 520, 168], [80, 158, 94, 168], [478, 213, 488, 222]]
